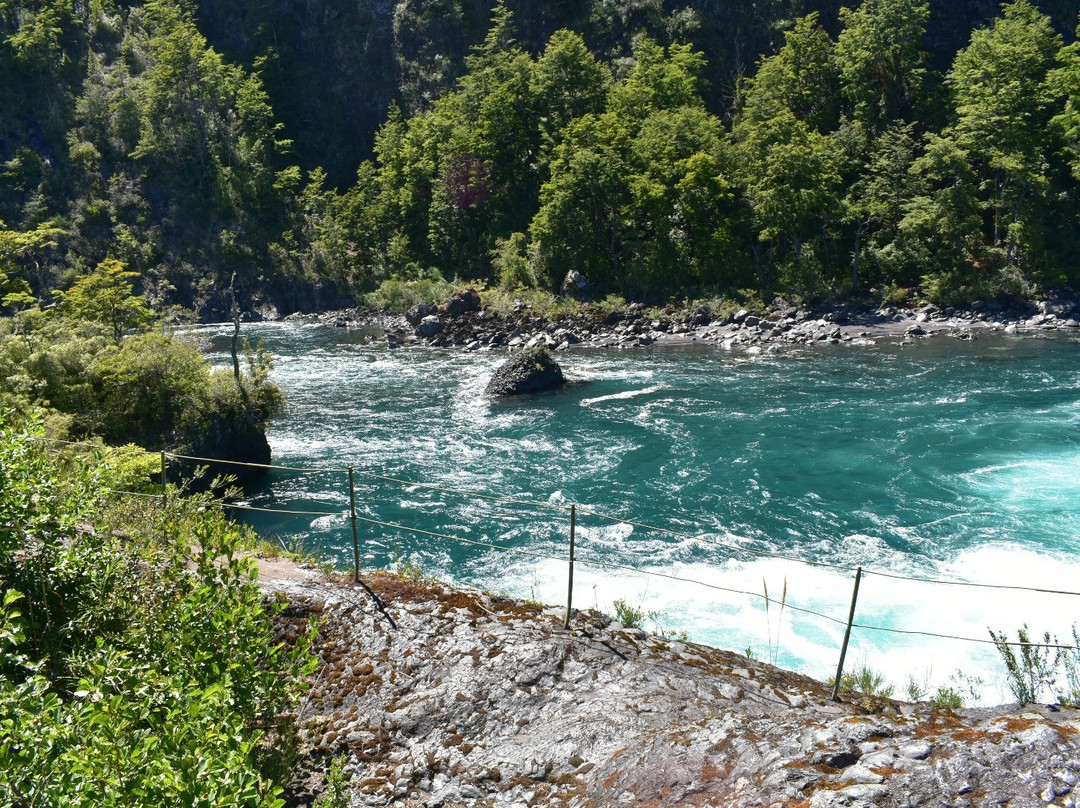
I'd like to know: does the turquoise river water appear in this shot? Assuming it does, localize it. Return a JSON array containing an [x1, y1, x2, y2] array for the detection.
[[199, 323, 1080, 703]]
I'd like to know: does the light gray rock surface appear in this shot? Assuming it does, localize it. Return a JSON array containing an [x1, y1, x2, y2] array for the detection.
[[272, 573, 1080, 807]]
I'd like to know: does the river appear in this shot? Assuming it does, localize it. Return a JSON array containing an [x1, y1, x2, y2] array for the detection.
[[198, 322, 1080, 703]]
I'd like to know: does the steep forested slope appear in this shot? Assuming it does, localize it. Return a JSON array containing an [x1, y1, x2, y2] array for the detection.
[[2, 0, 1079, 320]]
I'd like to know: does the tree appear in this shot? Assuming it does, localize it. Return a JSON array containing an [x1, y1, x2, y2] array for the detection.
[[531, 29, 611, 158], [897, 133, 984, 301], [608, 37, 708, 121], [1048, 24, 1080, 181], [57, 258, 153, 344], [835, 0, 930, 130], [0, 220, 63, 307], [623, 107, 744, 293], [734, 14, 840, 135], [530, 112, 632, 292], [947, 0, 1062, 268], [843, 123, 922, 288]]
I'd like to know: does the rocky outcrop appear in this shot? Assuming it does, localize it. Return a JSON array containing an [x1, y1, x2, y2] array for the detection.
[[287, 293, 1080, 356], [271, 572, 1080, 808], [484, 346, 565, 396], [443, 288, 481, 317], [173, 409, 272, 487], [560, 269, 591, 301]]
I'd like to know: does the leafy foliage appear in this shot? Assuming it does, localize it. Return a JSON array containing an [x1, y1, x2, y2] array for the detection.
[[0, 416, 315, 805], [989, 624, 1060, 705], [0, 287, 282, 452]]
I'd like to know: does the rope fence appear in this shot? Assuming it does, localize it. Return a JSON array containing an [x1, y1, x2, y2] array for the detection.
[[35, 435, 1080, 699]]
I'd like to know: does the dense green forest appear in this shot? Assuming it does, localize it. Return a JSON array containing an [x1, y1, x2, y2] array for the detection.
[[2, 0, 1080, 319]]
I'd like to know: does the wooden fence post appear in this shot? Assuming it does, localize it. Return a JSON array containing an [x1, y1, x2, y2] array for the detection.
[[564, 504, 576, 629], [160, 451, 168, 543], [832, 566, 863, 701], [349, 467, 361, 583]]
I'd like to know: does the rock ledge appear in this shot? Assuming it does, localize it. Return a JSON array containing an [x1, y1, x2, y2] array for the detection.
[[269, 571, 1080, 808]]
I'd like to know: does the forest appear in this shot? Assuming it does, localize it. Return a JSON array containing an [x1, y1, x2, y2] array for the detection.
[[2, 0, 1080, 320]]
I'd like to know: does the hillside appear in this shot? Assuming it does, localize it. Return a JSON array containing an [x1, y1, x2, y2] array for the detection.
[[3, 0, 1080, 319]]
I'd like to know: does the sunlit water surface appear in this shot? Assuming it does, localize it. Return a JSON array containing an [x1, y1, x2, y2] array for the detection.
[[198, 323, 1080, 702]]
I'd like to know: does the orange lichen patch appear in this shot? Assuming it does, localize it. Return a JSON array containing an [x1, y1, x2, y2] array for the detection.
[[913, 711, 968, 739], [950, 727, 1005, 745], [871, 766, 903, 777], [993, 716, 1039, 734], [505, 773, 534, 789], [1056, 722, 1079, 738], [485, 593, 544, 617], [603, 769, 625, 789], [700, 759, 728, 782]]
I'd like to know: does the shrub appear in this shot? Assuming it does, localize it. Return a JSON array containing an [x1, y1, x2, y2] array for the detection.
[[989, 625, 1058, 705], [613, 598, 645, 629], [0, 416, 316, 806], [363, 272, 455, 312], [834, 664, 895, 698]]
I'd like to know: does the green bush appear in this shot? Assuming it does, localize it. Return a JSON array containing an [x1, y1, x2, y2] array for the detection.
[[613, 598, 645, 628], [0, 415, 315, 807], [0, 314, 283, 454], [363, 272, 455, 312], [989, 625, 1058, 705]]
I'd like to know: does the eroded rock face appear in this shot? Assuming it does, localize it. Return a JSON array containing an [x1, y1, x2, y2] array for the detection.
[[484, 346, 565, 396], [174, 411, 271, 487], [270, 573, 1080, 808]]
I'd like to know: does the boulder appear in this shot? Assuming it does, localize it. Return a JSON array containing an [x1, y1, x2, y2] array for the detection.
[[406, 303, 438, 326], [416, 315, 443, 338], [560, 269, 591, 301], [485, 346, 565, 396], [443, 288, 481, 317]]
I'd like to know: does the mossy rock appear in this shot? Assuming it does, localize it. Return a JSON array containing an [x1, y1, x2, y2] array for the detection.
[[485, 346, 565, 396]]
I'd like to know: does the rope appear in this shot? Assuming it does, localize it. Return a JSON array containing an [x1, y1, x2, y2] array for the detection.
[[349, 513, 569, 564], [573, 555, 849, 627], [576, 507, 860, 573], [863, 568, 1080, 599], [350, 469, 564, 512], [850, 621, 1080, 651], [30, 433, 1080, 601], [27, 436, 149, 455], [103, 488, 165, 499], [165, 452, 348, 475], [225, 503, 345, 517]]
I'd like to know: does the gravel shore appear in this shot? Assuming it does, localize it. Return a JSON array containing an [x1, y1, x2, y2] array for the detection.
[[281, 293, 1080, 356]]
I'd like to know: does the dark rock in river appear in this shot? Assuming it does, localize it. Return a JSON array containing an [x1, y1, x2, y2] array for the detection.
[[416, 315, 443, 338], [485, 346, 565, 396]]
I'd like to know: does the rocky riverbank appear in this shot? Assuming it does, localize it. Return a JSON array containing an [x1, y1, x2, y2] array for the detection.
[[282, 293, 1080, 355], [267, 569, 1080, 808]]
